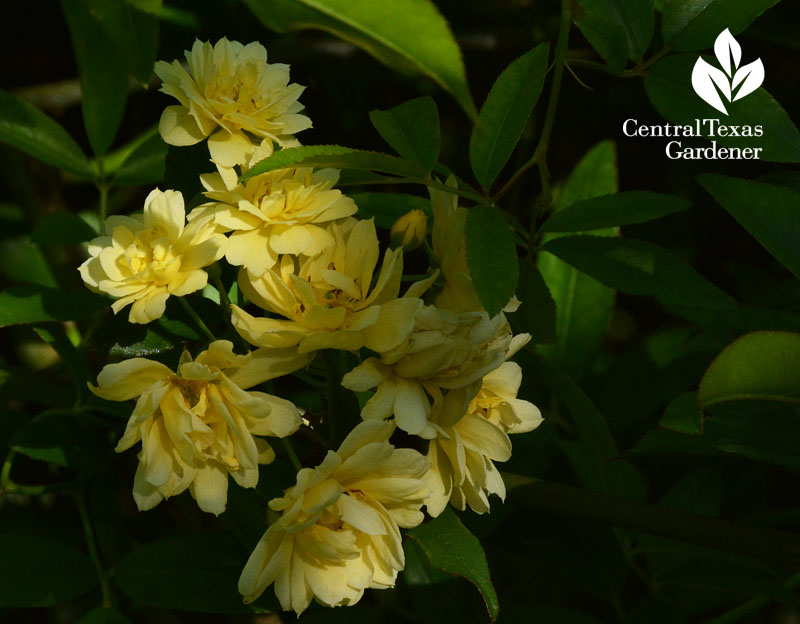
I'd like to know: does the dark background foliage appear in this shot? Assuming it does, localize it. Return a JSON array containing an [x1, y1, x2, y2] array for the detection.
[[2, 1, 800, 623]]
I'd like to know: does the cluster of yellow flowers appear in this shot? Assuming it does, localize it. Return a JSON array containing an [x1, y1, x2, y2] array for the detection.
[[79, 38, 541, 616]]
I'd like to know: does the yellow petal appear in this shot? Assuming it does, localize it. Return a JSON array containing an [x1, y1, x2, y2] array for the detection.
[[159, 105, 207, 146]]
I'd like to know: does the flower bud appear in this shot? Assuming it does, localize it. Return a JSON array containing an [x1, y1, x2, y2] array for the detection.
[[390, 209, 428, 251]]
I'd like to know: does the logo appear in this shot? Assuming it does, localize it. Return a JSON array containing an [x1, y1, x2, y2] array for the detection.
[[691, 29, 764, 115]]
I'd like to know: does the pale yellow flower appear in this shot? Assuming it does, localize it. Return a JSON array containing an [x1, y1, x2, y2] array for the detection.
[[232, 218, 423, 354], [424, 361, 542, 516], [238, 420, 428, 615], [342, 305, 528, 437], [429, 177, 482, 313], [154, 38, 311, 167], [90, 341, 310, 515], [79, 189, 226, 324], [390, 209, 428, 251], [187, 165, 357, 275]]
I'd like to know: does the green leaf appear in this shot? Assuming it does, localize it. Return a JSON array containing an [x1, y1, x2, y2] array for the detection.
[[538, 140, 617, 378], [541, 191, 689, 232], [114, 131, 168, 185], [350, 192, 432, 229], [0, 285, 107, 327], [243, 0, 476, 118], [243, 145, 425, 180], [34, 324, 93, 401], [699, 331, 800, 408], [662, 0, 781, 51], [62, 0, 129, 156], [577, 0, 654, 61], [0, 237, 57, 287], [11, 410, 106, 471], [469, 43, 549, 188], [407, 508, 499, 622], [660, 391, 703, 434], [0, 534, 97, 607], [645, 54, 800, 163], [85, 0, 160, 84], [542, 235, 737, 310], [78, 607, 135, 624], [110, 328, 179, 358], [369, 97, 440, 172], [32, 212, 96, 246], [0, 89, 93, 177], [512, 259, 557, 344], [574, 15, 628, 74], [697, 174, 800, 279], [465, 204, 519, 316], [116, 532, 275, 613]]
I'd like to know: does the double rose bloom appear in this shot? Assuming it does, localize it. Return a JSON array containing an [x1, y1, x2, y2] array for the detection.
[[79, 38, 542, 615]]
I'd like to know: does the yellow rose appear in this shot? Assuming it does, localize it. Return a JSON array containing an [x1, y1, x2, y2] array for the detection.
[[238, 420, 428, 614], [390, 208, 428, 251], [90, 340, 311, 515], [154, 38, 311, 167], [78, 189, 226, 324], [187, 166, 357, 275], [232, 218, 423, 354], [470, 362, 542, 434], [342, 305, 528, 437]]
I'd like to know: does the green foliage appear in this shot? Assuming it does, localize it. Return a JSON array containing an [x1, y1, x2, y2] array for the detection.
[[645, 55, 800, 163], [0, 534, 97, 607], [465, 204, 519, 316], [698, 174, 800, 279], [699, 331, 800, 408], [538, 140, 617, 378], [513, 259, 557, 344], [660, 392, 703, 434], [0, 285, 107, 327], [62, 0, 129, 156], [470, 43, 549, 188], [540, 191, 689, 232], [78, 607, 135, 624], [577, 0, 654, 62], [0, 89, 93, 177], [243, 144, 425, 179], [662, 0, 782, 50], [369, 97, 440, 172], [351, 192, 432, 229], [408, 508, 499, 622], [542, 236, 737, 310], [242, 0, 476, 118], [11, 410, 105, 472], [32, 212, 96, 246]]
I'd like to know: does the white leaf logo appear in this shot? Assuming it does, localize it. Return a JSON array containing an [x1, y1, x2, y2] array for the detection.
[[692, 28, 764, 115]]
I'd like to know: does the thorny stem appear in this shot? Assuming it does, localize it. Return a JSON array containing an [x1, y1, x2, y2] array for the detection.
[[178, 297, 216, 342], [492, 0, 574, 242], [73, 492, 113, 608]]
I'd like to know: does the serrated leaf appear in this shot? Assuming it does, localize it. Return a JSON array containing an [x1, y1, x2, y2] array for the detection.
[[350, 192, 432, 229], [645, 54, 800, 163], [0, 285, 107, 327], [0, 89, 93, 177], [469, 43, 549, 188], [407, 508, 499, 622], [512, 259, 557, 343], [62, 0, 129, 156], [699, 331, 800, 408], [85, 0, 160, 84], [243, 145, 425, 180], [662, 0, 781, 51], [541, 191, 689, 232], [110, 328, 179, 358], [577, 0, 654, 62], [116, 532, 276, 613], [369, 97, 440, 172], [538, 140, 618, 378], [32, 212, 96, 246], [243, 0, 476, 118], [0, 534, 97, 607], [11, 409, 105, 472], [660, 392, 703, 434], [465, 204, 519, 316], [542, 235, 737, 310], [697, 174, 800, 280]]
